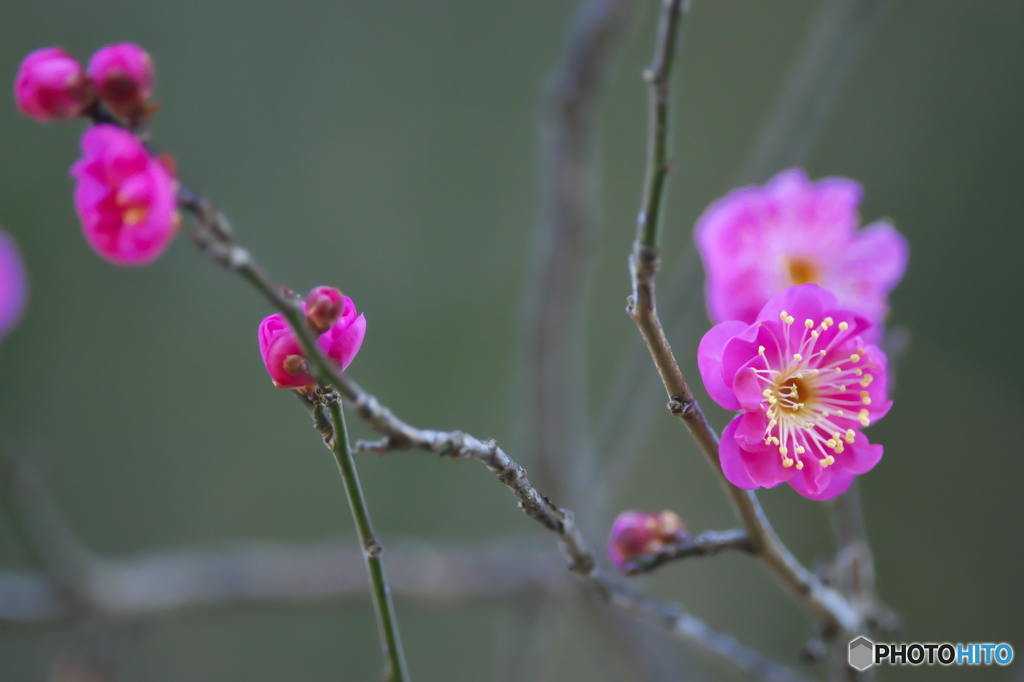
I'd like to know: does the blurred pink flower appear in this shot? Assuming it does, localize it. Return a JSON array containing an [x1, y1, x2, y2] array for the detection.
[[259, 293, 366, 388], [607, 510, 686, 571], [87, 43, 154, 117], [698, 284, 890, 500], [0, 230, 27, 340], [695, 169, 907, 332], [71, 125, 178, 266], [14, 47, 94, 121]]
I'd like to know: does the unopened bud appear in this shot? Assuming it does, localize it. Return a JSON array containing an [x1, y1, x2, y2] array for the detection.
[[607, 510, 687, 571], [305, 286, 344, 334], [87, 43, 155, 118], [14, 47, 94, 122]]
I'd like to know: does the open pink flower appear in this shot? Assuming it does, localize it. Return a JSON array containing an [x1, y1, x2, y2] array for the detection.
[[695, 169, 907, 332], [70, 125, 178, 266], [698, 284, 890, 500], [0, 230, 28, 340], [87, 43, 155, 117], [258, 290, 366, 388], [14, 47, 94, 121], [607, 510, 686, 571]]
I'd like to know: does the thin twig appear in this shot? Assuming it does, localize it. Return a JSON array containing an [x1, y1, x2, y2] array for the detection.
[[78, 72, 804, 680], [172, 198, 806, 680], [622, 529, 751, 575], [603, 0, 890, 476], [625, 0, 859, 636], [320, 397, 409, 682], [336, 394, 807, 681]]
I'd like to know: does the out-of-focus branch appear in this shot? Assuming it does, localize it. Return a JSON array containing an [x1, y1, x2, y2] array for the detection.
[[0, 445, 98, 605], [516, 0, 640, 495], [737, 0, 889, 185], [0, 436, 559, 628], [0, 540, 560, 627], [625, 0, 859, 636], [622, 529, 751, 575]]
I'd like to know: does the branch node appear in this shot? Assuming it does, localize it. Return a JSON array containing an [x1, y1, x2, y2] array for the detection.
[[363, 537, 384, 559]]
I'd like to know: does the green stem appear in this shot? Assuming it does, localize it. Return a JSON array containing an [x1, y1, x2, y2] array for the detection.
[[323, 399, 409, 682], [636, 0, 686, 249]]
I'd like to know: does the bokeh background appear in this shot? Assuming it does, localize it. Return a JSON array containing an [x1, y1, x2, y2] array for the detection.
[[1, 0, 1022, 680]]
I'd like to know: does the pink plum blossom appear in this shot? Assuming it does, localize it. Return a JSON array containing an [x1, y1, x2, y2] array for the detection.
[[695, 168, 907, 332], [607, 510, 686, 571], [259, 291, 366, 388], [0, 230, 27, 340], [14, 47, 94, 121], [698, 284, 890, 500], [70, 125, 179, 266], [87, 43, 155, 117]]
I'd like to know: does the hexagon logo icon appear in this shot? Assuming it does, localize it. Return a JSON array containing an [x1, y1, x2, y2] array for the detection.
[[848, 636, 875, 671]]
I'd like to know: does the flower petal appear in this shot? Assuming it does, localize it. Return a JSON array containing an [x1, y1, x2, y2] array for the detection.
[[719, 417, 759, 490], [697, 320, 748, 411]]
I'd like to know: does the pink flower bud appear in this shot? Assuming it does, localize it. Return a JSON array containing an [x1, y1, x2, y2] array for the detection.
[[70, 125, 179, 266], [258, 293, 366, 388], [607, 510, 687, 571], [87, 43, 155, 118], [14, 47, 94, 121], [0, 229, 28, 340], [306, 286, 345, 333]]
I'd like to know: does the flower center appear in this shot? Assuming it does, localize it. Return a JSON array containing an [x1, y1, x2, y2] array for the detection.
[[750, 311, 875, 472], [115, 190, 149, 227], [774, 376, 812, 414], [123, 206, 148, 226], [787, 257, 819, 285]]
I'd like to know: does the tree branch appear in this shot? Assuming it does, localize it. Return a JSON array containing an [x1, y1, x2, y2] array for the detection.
[[737, 0, 889, 185], [0, 540, 559, 627], [601, 0, 890, 481], [76, 76, 808, 682], [625, 0, 860, 636]]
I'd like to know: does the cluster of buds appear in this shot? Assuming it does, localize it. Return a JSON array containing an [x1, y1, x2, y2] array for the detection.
[[15, 44, 178, 266], [607, 510, 688, 571], [14, 43, 367, 389], [14, 43, 154, 123], [258, 287, 367, 389]]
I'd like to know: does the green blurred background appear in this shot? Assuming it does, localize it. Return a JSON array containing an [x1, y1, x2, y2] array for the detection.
[[1, 0, 1021, 680]]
